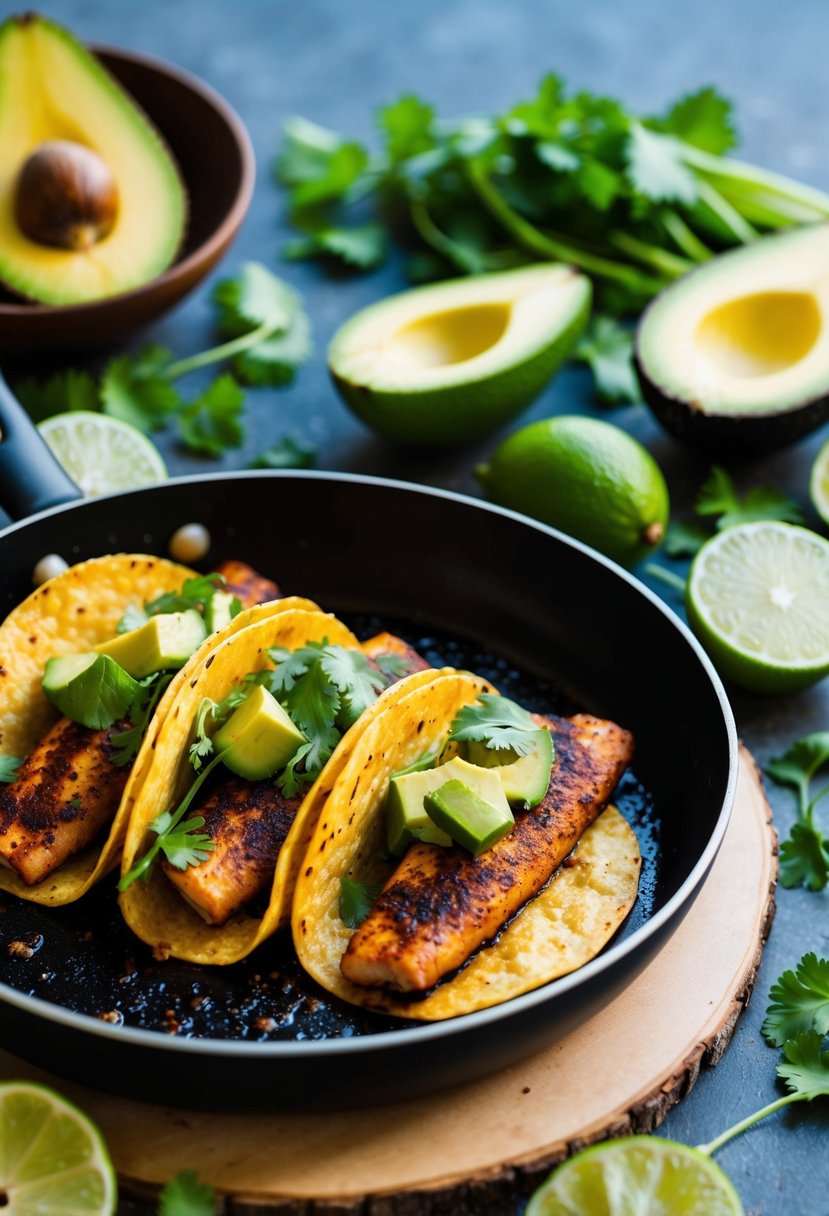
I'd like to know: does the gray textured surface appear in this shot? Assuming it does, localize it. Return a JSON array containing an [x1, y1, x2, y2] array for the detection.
[[4, 0, 829, 1211]]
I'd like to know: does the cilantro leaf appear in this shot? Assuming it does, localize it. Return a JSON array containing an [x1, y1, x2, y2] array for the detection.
[[320, 646, 386, 728], [276, 117, 369, 210], [574, 315, 641, 405], [15, 370, 100, 423], [158, 815, 216, 871], [251, 436, 318, 470], [277, 660, 340, 774], [626, 124, 699, 205], [449, 694, 539, 755], [116, 601, 149, 634], [776, 1030, 829, 1099], [178, 375, 245, 457], [779, 819, 829, 891], [695, 466, 740, 517], [659, 86, 736, 155], [146, 574, 225, 617], [695, 467, 805, 531], [232, 309, 312, 387], [663, 520, 710, 558], [188, 688, 249, 770], [284, 223, 387, 270], [765, 732, 829, 817], [378, 95, 436, 165], [763, 953, 829, 1046], [100, 347, 181, 433], [277, 740, 315, 798], [0, 755, 21, 783], [213, 262, 295, 335], [339, 876, 383, 929], [158, 1170, 216, 1216], [373, 652, 409, 682]]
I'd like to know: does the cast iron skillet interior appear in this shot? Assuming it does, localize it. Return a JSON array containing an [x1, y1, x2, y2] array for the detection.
[[0, 375, 738, 1110]]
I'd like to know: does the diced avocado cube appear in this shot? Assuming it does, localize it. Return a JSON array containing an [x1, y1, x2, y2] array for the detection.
[[95, 609, 208, 677], [213, 684, 306, 780], [205, 589, 238, 634], [424, 778, 515, 856], [465, 727, 554, 808], [42, 652, 140, 730], [386, 754, 510, 856]]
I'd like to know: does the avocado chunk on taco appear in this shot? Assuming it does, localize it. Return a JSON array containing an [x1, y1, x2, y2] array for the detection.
[[292, 678, 641, 1019]]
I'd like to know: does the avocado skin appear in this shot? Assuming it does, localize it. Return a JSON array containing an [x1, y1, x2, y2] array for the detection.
[[634, 347, 829, 458], [331, 282, 591, 447]]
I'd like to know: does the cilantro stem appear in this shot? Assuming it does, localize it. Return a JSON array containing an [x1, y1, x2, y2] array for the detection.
[[118, 749, 227, 891], [409, 197, 480, 270], [661, 210, 713, 262], [466, 159, 669, 297], [645, 563, 687, 594], [680, 145, 829, 220], [695, 179, 757, 243], [163, 323, 277, 381], [608, 230, 692, 278], [696, 1092, 805, 1156]]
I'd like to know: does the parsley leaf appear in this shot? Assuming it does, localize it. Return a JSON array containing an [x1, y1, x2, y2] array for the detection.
[[101, 347, 182, 433], [178, 375, 245, 457], [763, 953, 829, 1046], [251, 436, 318, 470], [776, 1030, 829, 1099], [449, 694, 539, 755], [15, 370, 100, 422], [0, 755, 21, 783], [574, 315, 641, 405], [339, 877, 383, 929], [158, 1170, 216, 1216]]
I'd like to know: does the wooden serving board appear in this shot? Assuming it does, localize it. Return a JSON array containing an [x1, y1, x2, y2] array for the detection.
[[1, 746, 776, 1215]]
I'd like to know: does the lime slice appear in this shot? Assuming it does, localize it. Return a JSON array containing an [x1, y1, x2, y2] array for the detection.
[[809, 437, 829, 528], [0, 1081, 117, 1215], [38, 412, 167, 497], [686, 521, 829, 693], [526, 1136, 743, 1216]]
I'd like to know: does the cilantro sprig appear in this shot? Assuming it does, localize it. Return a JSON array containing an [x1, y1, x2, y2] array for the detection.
[[274, 80, 829, 314], [448, 693, 540, 755], [339, 876, 384, 929], [157, 1170, 216, 1216], [14, 264, 311, 459], [765, 733, 829, 890]]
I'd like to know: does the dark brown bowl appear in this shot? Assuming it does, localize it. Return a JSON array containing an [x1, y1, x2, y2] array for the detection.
[[0, 45, 255, 353]]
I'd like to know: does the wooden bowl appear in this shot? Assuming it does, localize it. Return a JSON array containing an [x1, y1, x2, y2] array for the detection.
[[0, 45, 255, 352]]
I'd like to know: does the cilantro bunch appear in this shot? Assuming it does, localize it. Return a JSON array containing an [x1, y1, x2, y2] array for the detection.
[[15, 264, 311, 459], [275, 80, 829, 314]]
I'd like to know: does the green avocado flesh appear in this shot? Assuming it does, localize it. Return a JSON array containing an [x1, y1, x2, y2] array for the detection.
[[328, 264, 591, 445], [465, 727, 554, 808], [214, 685, 306, 781], [96, 610, 207, 677], [42, 651, 140, 730], [204, 590, 236, 634], [636, 226, 829, 443], [386, 755, 513, 856], [424, 779, 514, 856], [0, 13, 186, 305]]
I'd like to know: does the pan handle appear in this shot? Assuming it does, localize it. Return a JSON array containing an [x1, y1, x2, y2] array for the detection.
[[0, 369, 82, 519]]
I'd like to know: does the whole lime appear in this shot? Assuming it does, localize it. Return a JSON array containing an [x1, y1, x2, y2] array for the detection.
[[477, 415, 670, 567]]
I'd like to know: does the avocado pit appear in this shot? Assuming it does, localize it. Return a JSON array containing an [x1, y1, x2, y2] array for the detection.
[[14, 140, 119, 252]]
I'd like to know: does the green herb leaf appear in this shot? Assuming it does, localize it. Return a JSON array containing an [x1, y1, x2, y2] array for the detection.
[[373, 652, 409, 682], [157, 814, 216, 871], [658, 86, 736, 155], [284, 223, 388, 270], [379, 94, 436, 165], [695, 467, 805, 530], [276, 116, 369, 210], [763, 953, 829, 1046], [776, 1030, 829, 1099], [110, 672, 174, 768], [449, 693, 539, 755], [146, 574, 226, 618], [15, 370, 101, 423], [213, 262, 295, 335], [695, 466, 740, 517], [339, 876, 383, 929], [277, 740, 315, 798], [158, 1169, 216, 1216], [188, 688, 250, 770], [765, 732, 829, 816], [573, 315, 640, 405], [625, 124, 699, 205], [779, 819, 829, 891], [663, 520, 711, 558], [100, 347, 181, 433], [232, 309, 312, 387], [116, 601, 149, 634], [178, 374, 245, 457], [320, 646, 386, 728], [251, 436, 318, 470], [0, 755, 21, 783]]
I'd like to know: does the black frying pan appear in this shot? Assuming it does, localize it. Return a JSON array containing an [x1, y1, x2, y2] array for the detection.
[[0, 374, 738, 1111]]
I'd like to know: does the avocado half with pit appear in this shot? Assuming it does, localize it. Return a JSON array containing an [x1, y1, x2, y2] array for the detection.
[[328, 264, 591, 445], [635, 225, 829, 455], [0, 13, 186, 306]]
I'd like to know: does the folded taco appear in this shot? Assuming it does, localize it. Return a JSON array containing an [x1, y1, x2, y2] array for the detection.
[[0, 553, 302, 905], [291, 676, 642, 1020], [117, 607, 437, 965]]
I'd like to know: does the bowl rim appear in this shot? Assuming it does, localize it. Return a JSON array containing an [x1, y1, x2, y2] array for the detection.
[[0, 41, 256, 320]]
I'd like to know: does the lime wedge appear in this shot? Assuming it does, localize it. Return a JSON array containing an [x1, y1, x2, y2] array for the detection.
[[38, 412, 167, 497], [810, 437, 829, 528], [0, 1081, 117, 1215], [526, 1136, 744, 1216], [686, 521, 829, 693]]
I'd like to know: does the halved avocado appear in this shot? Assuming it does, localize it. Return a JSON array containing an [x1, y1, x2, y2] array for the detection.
[[328, 264, 591, 445], [635, 225, 829, 455], [0, 13, 186, 305]]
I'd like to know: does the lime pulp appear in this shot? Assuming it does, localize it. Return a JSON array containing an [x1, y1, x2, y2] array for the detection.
[[38, 411, 168, 497]]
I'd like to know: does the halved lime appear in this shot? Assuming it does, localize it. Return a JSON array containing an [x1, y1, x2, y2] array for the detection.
[[686, 520, 829, 693], [526, 1136, 743, 1215], [0, 1081, 117, 1215], [38, 412, 168, 497], [809, 437, 829, 528]]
